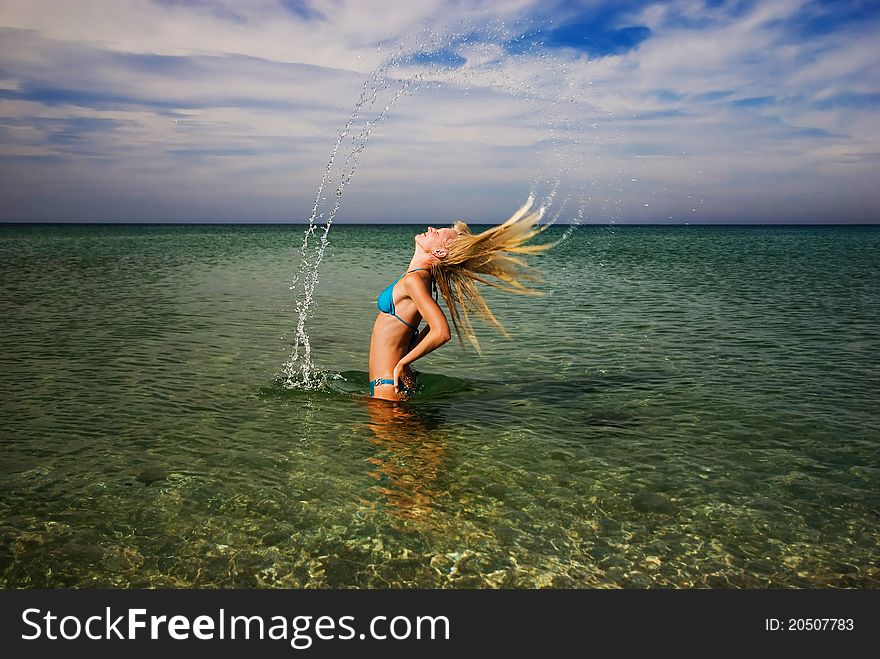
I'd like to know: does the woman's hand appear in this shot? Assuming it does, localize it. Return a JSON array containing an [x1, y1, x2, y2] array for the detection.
[[392, 360, 406, 393]]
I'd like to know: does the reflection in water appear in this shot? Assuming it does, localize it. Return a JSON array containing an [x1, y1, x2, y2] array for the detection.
[[361, 399, 447, 529]]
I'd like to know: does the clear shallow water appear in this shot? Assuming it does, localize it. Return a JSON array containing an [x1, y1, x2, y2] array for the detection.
[[1, 223, 878, 588]]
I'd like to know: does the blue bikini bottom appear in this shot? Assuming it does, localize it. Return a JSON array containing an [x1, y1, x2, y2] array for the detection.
[[369, 376, 416, 398]]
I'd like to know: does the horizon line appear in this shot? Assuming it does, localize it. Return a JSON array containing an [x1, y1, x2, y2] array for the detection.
[[2, 221, 879, 227]]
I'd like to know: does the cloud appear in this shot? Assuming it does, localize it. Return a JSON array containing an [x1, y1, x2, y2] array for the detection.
[[0, 0, 878, 222]]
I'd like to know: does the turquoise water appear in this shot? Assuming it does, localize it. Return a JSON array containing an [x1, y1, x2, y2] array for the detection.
[[1, 223, 878, 588]]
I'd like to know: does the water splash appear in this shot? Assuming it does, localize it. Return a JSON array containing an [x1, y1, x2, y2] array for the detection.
[[283, 48, 431, 388], [283, 20, 608, 388]]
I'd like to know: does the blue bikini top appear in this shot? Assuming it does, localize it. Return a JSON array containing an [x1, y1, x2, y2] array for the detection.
[[377, 268, 429, 331]]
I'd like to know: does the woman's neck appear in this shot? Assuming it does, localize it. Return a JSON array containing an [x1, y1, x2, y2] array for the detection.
[[408, 250, 436, 271]]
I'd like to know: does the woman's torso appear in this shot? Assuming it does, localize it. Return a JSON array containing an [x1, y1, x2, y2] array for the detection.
[[368, 274, 424, 380]]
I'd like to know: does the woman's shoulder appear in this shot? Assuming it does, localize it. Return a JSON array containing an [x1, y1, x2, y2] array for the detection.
[[402, 268, 432, 290]]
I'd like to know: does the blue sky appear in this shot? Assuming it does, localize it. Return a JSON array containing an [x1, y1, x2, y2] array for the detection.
[[0, 0, 878, 223]]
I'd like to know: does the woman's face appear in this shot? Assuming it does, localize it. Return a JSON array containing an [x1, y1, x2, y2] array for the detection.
[[416, 226, 458, 253]]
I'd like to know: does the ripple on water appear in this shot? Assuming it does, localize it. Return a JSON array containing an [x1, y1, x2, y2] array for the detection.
[[1, 225, 878, 587]]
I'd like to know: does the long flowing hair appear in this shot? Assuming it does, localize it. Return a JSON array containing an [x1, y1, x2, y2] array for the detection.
[[430, 197, 555, 353]]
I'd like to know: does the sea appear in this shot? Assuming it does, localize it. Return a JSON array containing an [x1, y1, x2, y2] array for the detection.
[[1, 222, 877, 588]]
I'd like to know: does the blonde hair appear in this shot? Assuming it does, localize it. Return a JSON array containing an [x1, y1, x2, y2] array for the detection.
[[430, 197, 555, 353]]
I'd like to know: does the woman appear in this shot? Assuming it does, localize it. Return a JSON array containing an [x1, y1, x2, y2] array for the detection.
[[368, 197, 553, 401]]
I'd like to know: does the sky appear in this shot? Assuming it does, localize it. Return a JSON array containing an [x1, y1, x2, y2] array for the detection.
[[0, 0, 878, 224]]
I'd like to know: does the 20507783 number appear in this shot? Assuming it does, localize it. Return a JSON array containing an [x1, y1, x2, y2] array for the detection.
[[788, 619, 854, 631]]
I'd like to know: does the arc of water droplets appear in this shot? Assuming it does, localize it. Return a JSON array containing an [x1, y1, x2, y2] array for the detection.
[[282, 29, 463, 388]]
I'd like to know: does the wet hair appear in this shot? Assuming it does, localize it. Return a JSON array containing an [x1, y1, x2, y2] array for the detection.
[[430, 197, 554, 353]]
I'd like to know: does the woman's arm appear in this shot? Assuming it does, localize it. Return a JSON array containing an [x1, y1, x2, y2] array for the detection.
[[392, 273, 451, 390]]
